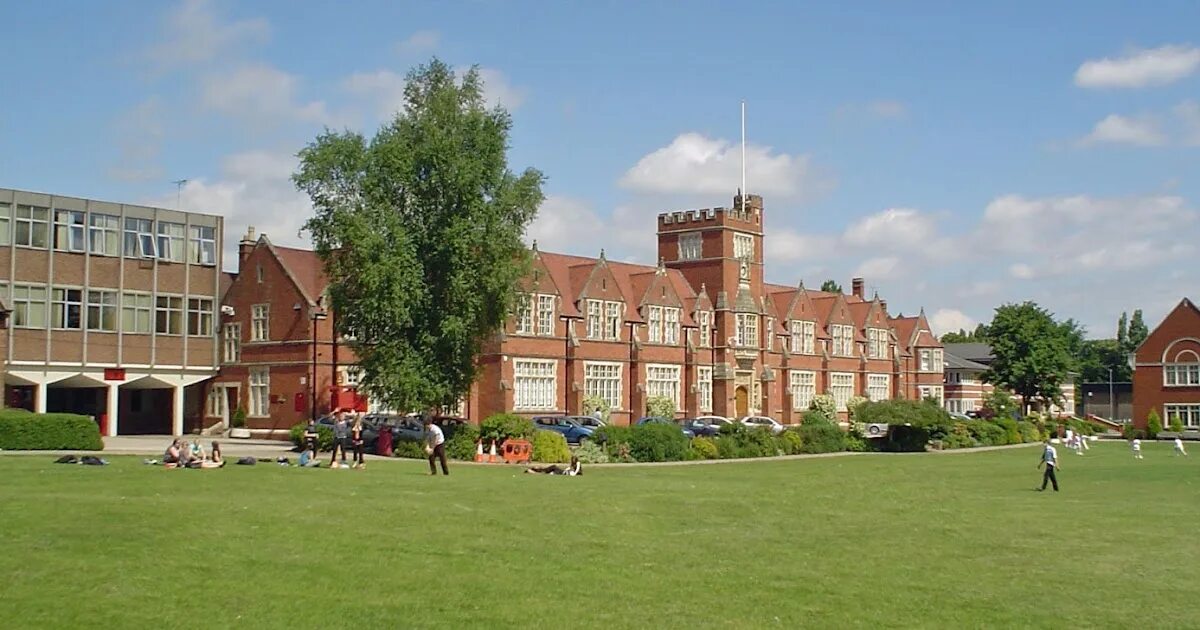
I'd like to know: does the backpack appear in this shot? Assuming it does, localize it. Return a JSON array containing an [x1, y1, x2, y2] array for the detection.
[[236, 456, 257, 466], [55, 455, 79, 464], [80, 456, 108, 466]]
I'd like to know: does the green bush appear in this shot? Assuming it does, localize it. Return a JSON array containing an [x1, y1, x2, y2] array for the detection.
[[844, 429, 868, 452], [645, 395, 676, 420], [1017, 420, 1041, 443], [628, 422, 689, 462], [715, 423, 782, 459], [0, 411, 103, 451], [799, 422, 845, 454], [1169, 413, 1183, 433], [802, 410, 835, 426], [289, 422, 333, 451], [231, 406, 247, 428], [1123, 423, 1146, 440], [941, 422, 976, 449], [994, 418, 1021, 444], [809, 394, 837, 418], [689, 436, 719, 460], [593, 425, 632, 451], [884, 425, 929, 452], [779, 429, 804, 455], [393, 440, 427, 459], [445, 422, 480, 461], [480, 413, 535, 443], [966, 420, 1007, 447], [581, 395, 611, 423], [573, 440, 609, 464], [1146, 408, 1162, 439], [532, 430, 571, 463], [846, 396, 868, 420]]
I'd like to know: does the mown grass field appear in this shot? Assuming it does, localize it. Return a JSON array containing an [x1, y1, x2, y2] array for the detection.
[[1, 441, 1197, 628]]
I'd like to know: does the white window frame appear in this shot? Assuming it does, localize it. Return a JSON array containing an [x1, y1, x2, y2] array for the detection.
[[584, 361, 622, 410], [53, 209, 86, 252], [124, 217, 156, 258], [678, 232, 702, 260], [1163, 363, 1200, 387], [121, 291, 152, 334], [697, 366, 713, 413], [646, 363, 681, 410], [647, 306, 663, 343], [86, 289, 117, 332], [88, 213, 120, 256], [14, 205, 50, 248], [187, 298, 214, 336], [664, 307, 680, 345], [736, 313, 759, 348], [868, 328, 888, 359], [0, 202, 10, 246], [515, 294, 534, 335], [11, 284, 48, 328], [697, 311, 711, 347], [867, 374, 890, 402], [50, 287, 83, 330], [1163, 404, 1200, 429], [919, 385, 945, 406], [189, 225, 217, 265], [251, 304, 269, 341], [207, 386, 226, 418], [536, 294, 555, 336], [249, 368, 270, 417], [920, 349, 945, 373], [155, 295, 184, 335], [830, 372, 855, 412], [586, 299, 603, 340], [790, 370, 816, 411], [790, 320, 815, 354], [223, 323, 241, 363], [604, 301, 622, 340], [157, 221, 186, 263], [513, 358, 557, 411], [733, 232, 754, 260]]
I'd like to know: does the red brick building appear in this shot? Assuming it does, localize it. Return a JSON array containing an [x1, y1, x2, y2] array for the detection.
[[1132, 297, 1200, 431]]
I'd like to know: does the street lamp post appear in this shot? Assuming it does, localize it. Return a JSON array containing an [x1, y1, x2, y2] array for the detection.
[[1109, 367, 1115, 422], [311, 308, 328, 421]]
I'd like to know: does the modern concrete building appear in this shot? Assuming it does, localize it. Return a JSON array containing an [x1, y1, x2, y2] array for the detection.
[[0, 187, 223, 435]]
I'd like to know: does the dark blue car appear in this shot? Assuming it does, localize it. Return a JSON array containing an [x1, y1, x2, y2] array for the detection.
[[532, 416, 595, 444], [635, 416, 696, 439]]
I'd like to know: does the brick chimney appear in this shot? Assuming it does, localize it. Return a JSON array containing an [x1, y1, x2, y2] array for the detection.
[[851, 277, 864, 298], [238, 226, 257, 269]]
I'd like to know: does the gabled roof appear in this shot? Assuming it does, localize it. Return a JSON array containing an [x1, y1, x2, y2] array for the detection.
[[270, 242, 329, 306], [537, 251, 698, 326], [942, 342, 993, 362], [1136, 297, 1200, 357]]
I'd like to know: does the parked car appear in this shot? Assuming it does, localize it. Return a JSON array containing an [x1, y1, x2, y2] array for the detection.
[[574, 415, 606, 430], [635, 416, 696, 439], [740, 415, 785, 435], [532, 415, 595, 444], [316, 414, 380, 448], [949, 412, 973, 422], [681, 416, 728, 438]]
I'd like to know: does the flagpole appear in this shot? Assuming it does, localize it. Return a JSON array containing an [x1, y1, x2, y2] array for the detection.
[[741, 100, 746, 210]]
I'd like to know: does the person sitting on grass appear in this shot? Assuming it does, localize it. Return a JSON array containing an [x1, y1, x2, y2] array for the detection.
[[525, 456, 583, 476], [298, 445, 320, 467], [201, 441, 225, 469], [163, 439, 183, 468]]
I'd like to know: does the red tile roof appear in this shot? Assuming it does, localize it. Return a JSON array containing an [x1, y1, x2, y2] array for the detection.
[[272, 244, 328, 305]]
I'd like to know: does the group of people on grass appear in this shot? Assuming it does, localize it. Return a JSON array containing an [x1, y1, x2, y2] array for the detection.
[[1038, 431, 1190, 492], [300, 411, 368, 470], [162, 438, 224, 469]]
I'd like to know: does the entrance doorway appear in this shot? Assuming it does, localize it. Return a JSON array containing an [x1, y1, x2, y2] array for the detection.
[[735, 386, 749, 418]]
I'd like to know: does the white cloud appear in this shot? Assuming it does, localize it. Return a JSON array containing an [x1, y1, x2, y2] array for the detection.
[[1075, 44, 1200, 88], [148, 0, 270, 68], [1177, 100, 1200, 145], [867, 100, 908, 119], [1009, 263, 1035, 280], [396, 30, 440, 54], [618, 132, 830, 200], [461, 66, 526, 111], [526, 195, 608, 254], [928, 309, 976, 337], [343, 69, 408, 118], [764, 229, 838, 263], [201, 63, 331, 125], [853, 256, 902, 281], [842, 208, 936, 249], [1080, 114, 1166, 146]]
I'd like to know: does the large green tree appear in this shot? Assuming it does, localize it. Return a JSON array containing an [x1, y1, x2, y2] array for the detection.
[[984, 302, 1078, 415], [941, 323, 990, 344], [294, 59, 544, 412], [1077, 338, 1132, 382], [1127, 309, 1149, 351]]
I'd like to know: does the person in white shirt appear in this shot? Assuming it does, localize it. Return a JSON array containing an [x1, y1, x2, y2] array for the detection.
[[424, 414, 449, 476], [1132, 438, 1143, 459], [1175, 437, 1188, 456], [1038, 440, 1060, 492]]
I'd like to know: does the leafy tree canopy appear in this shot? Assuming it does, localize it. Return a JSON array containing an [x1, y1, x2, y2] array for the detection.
[[984, 302, 1078, 414], [820, 280, 842, 293], [295, 59, 544, 412]]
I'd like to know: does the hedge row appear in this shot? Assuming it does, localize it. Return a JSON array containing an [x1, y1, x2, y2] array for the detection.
[[0, 409, 103, 451]]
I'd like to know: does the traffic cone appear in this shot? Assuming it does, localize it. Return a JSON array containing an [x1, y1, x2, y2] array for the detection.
[[474, 440, 484, 463], [488, 440, 498, 463]]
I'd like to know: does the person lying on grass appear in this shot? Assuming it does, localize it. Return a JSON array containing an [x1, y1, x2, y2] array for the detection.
[[525, 456, 583, 476], [201, 441, 225, 469]]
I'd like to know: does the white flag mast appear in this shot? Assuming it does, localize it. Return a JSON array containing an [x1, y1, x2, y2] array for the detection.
[[741, 100, 747, 211]]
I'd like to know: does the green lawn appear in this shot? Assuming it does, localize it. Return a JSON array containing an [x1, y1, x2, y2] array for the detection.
[[1, 441, 1198, 628]]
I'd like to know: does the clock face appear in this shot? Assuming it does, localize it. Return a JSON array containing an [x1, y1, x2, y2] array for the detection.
[[739, 260, 749, 280]]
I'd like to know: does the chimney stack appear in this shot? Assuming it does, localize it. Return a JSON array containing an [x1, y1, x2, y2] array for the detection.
[[238, 226, 257, 270], [851, 277, 864, 298], [880, 300, 888, 313]]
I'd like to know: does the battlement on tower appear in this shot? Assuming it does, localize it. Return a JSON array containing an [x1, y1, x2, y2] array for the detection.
[[656, 194, 763, 232]]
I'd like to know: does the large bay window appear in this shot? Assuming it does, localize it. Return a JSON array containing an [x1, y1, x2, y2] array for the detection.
[[514, 359, 557, 410], [791, 320, 815, 354], [646, 364, 681, 410], [867, 374, 890, 402], [789, 370, 816, 411], [697, 366, 713, 413], [735, 313, 758, 348], [584, 362, 622, 410], [830, 372, 855, 411]]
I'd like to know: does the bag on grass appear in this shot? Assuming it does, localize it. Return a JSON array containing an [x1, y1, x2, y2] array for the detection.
[[80, 456, 108, 466], [55, 455, 79, 464], [236, 457, 257, 466]]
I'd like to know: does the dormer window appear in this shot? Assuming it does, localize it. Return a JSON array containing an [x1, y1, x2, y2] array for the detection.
[[791, 320, 815, 354], [831, 324, 854, 356], [646, 305, 681, 345]]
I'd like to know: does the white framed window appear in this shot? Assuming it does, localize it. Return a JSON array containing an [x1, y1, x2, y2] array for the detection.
[[206, 386, 226, 418], [14, 205, 50, 248], [646, 364, 681, 410], [1163, 404, 1200, 429], [697, 311, 711, 347], [678, 232, 702, 260], [584, 362, 622, 410], [341, 366, 363, 387], [121, 292, 152, 333], [919, 385, 945, 406], [11, 284, 48, 328], [88, 214, 120, 256], [514, 359, 557, 410], [736, 313, 759, 348], [586, 300, 603, 339], [664, 307, 680, 345], [515, 294, 533, 335], [868, 328, 888, 359], [157, 221, 185, 262], [1164, 363, 1200, 386], [249, 368, 270, 417], [124, 217, 156, 258], [189, 225, 217, 265], [790, 320, 815, 354], [919, 349, 944, 373], [86, 290, 117, 332], [789, 370, 816, 411], [832, 324, 854, 357], [53, 210, 86, 252], [867, 374, 890, 402], [251, 304, 269, 341], [604, 301, 622, 340], [223, 323, 241, 363], [155, 295, 184, 335], [647, 306, 663, 343], [946, 399, 962, 414], [0, 202, 10, 246], [50, 288, 83, 330], [536, 294, 555, 336], [830, 372, 855, 412], [187, 298, 214, 336], [733, 232, 754, 260], [697, 366, 713, 412]]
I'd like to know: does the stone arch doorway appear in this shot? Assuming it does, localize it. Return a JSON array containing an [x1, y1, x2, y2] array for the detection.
[[735, 386, 749, 418]]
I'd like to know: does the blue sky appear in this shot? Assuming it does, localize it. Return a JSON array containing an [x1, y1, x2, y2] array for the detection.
[[2, 1, 1198, 338]]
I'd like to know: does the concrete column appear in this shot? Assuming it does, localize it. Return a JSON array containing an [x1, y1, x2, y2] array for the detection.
[[106, 383, 120, 437], [34, 383, 48, 413], [172, 384, 184, 436]]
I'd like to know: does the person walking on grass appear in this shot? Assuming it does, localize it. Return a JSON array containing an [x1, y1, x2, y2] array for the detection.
[[1132, 437, 1144, 460], [1175, 436, 1188, 456], [424, 413, 448, 476], [351, 414, 366, 469], [1038, 439, 1060, 492]]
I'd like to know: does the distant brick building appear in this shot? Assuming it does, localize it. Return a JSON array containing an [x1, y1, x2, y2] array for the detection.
[[942, 342, 1075, 417], [1132, 298, 1200, 431]]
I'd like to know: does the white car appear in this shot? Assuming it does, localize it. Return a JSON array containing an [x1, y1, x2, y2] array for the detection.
[[740, 415, 785, 434]]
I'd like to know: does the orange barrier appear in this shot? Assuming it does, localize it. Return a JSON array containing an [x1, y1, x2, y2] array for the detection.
[[501, 439, 532, 464]]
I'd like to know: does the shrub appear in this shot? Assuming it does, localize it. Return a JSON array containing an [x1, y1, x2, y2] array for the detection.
[[966, 420, 1007, 447], [1017, 420, 1041, 443], [689, 436, 719, 460], [846, 396, 868, 420], [444, 422, 480, 461], [856, 399, 954, 449], [593, 425, 632, 450], [289, 422, 333, 451], [645, 395, 676, 420], [809, 394, 837, 418], [628, 422, 689, 462], [802, 410, 835, 426], [580, 395, 611, 423], [844, 428, 869, 452], [0, 411, 103, 451], [715, 423, 781, 459], [480, 413, 535, 443], [982, 390, 1019, 421], [231, 406, 247, 428], [884, 425, 929, 452], [1123, 423, 1146, 440], [393, 440, 427, 459], [1146, 408, 1162, 439], [778, 429, 804, 455], [573, 439, 609, 464], [799, 422, 845, 454], [532, 430, 571, 463], [994, 418, 1021, 444], [1169, 413, 1183, 434]]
